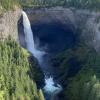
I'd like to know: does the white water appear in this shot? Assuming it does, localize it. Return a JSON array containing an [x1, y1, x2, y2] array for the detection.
[[22, 11, 62, 99], [22, 11, 45, 62], [44, 76, 62, 93]]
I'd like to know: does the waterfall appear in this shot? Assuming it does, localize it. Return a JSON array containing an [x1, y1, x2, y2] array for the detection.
[[22, 11, 45, 62], [22, 11, 62, 100]]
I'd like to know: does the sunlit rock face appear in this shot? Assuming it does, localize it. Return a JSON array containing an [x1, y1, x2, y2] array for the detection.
[[0, 9, 21, 41]]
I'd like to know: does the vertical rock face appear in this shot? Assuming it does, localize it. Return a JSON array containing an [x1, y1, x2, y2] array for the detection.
[[23, 7, 100, 53], [0, 9, 21, 41], [82, 13, 100, 52]]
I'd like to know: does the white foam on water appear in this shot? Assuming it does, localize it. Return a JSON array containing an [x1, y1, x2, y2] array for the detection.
[[44, 76, 62, 94]]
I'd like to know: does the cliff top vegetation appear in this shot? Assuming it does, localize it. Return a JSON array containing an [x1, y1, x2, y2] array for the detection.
[[0, 0, 100, 11]]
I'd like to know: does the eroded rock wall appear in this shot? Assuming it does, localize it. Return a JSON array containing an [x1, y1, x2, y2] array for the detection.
[[0, 9, 21, 41], [24, 7, 100, 52]]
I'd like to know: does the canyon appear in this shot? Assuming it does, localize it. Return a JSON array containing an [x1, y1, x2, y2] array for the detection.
[[0, 6, 100, 100]]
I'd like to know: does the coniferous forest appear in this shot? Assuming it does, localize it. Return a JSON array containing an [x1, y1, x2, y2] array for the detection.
[[0, 0, 100, 10], [0, 39, 44, 100]]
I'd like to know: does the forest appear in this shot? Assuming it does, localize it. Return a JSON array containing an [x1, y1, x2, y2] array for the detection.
[[19, 0, 100, 10], [0, 0, 100, 10], [51, 41, 100, 100], [0, 39, 45, 100]]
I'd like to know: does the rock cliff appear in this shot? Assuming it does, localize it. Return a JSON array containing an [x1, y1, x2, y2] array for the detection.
[[22, 7, 100, 52], [0, 9, 21, 41]]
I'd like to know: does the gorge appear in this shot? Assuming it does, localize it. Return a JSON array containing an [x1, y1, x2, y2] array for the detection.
[[1, 4, 100, 100], [18, 7, 100, 100]]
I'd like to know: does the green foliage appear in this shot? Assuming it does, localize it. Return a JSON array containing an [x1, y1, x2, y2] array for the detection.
[[19, 0, 100, 10], [0, 0, 19, 11], [0, 0, 100, 10], [66, 71, 100, 100], [0, 40, 45, 100], [38, 89, 45, 100], [52, 42, 100, 100]]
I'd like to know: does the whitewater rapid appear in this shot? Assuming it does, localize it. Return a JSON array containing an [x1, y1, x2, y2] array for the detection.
[[22, 11, 62, 99]]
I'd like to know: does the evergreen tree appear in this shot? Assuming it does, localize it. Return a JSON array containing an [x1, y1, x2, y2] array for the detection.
[[0, 40, 45, 100]]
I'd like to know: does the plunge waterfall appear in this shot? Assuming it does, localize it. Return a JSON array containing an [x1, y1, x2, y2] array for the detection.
[[22, 11, 62, 99]]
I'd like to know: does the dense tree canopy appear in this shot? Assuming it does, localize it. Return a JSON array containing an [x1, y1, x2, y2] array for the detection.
[[0, 39, 45, 100], [0, 0, 100, 10], [19, 0, 100, 10], [52, 42, 100, 100]]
